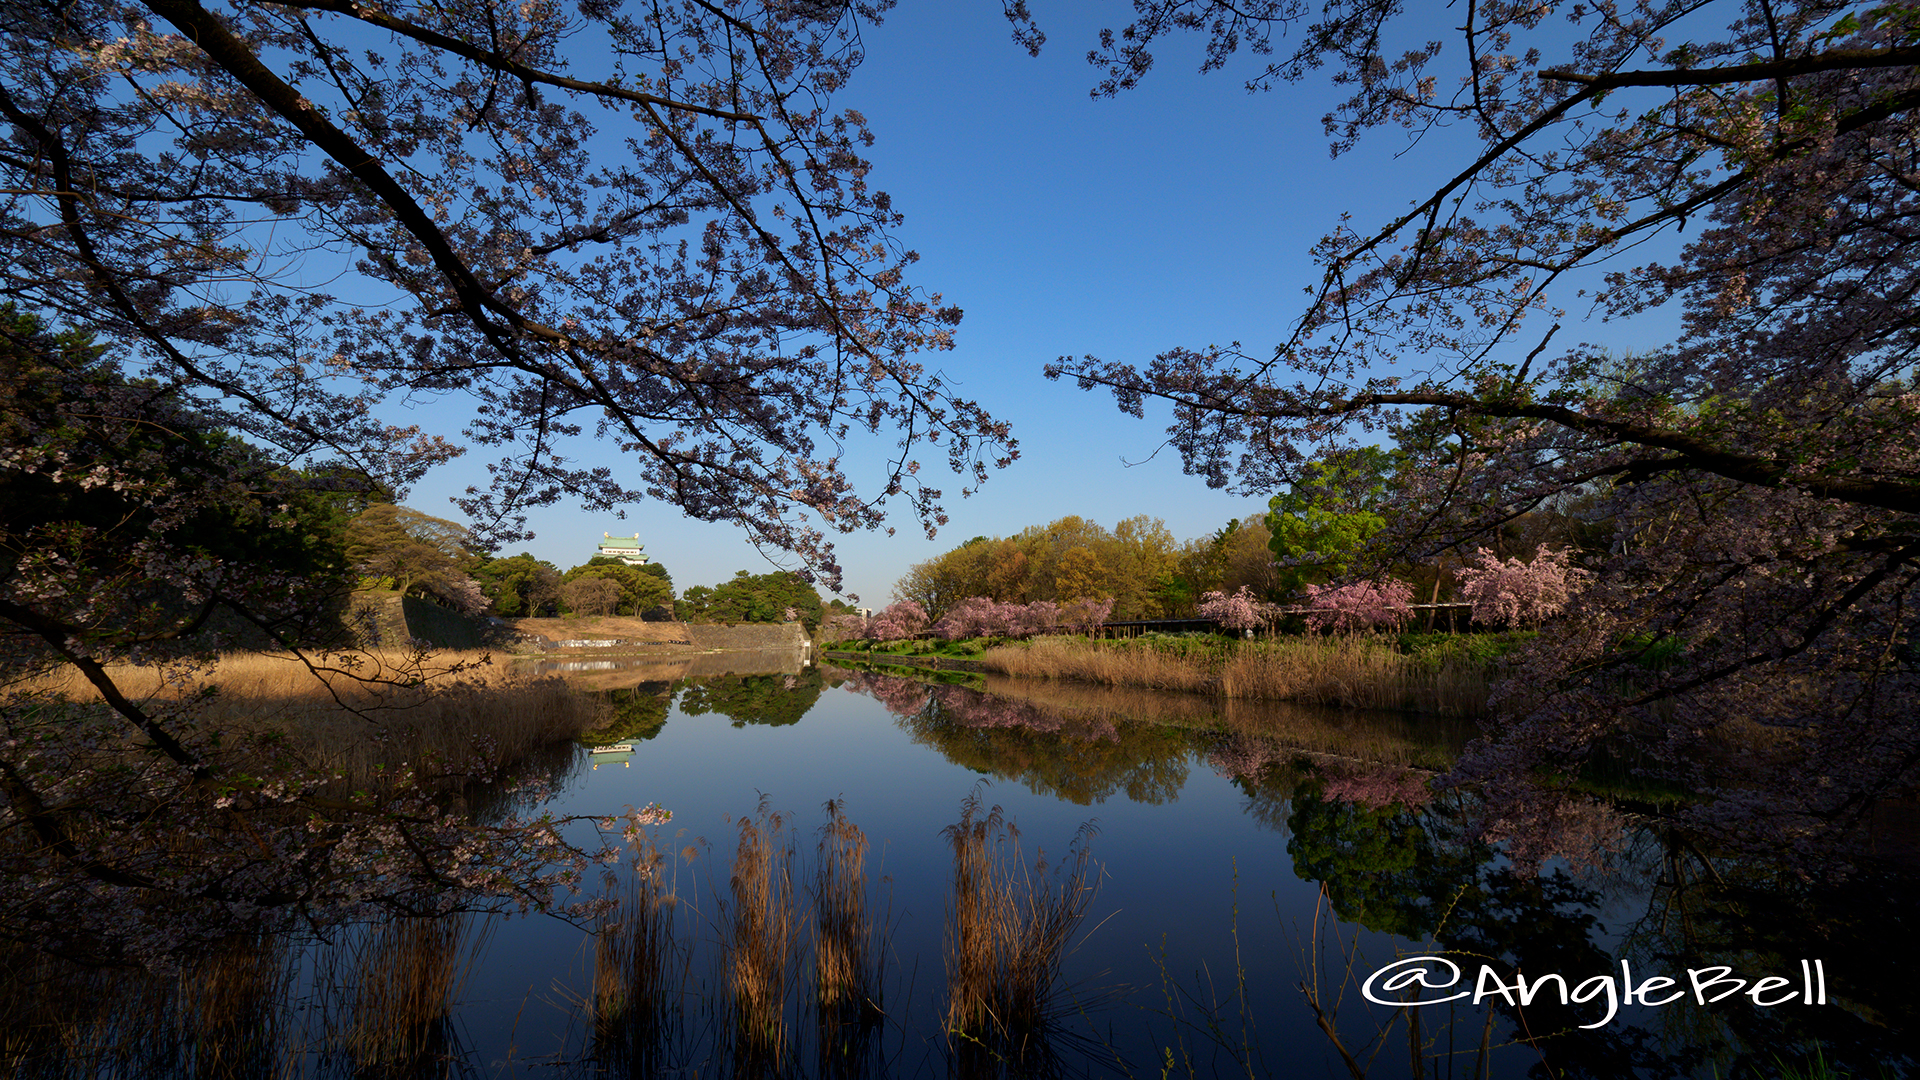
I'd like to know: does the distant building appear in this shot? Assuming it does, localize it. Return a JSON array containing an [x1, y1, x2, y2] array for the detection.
[[597, 533, 648, 566]]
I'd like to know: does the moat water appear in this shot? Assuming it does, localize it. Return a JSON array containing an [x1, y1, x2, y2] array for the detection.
[[20, 650, 1917, 1078]]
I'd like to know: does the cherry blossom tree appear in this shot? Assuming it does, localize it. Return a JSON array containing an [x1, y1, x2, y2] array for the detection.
[[1057, 597, 1115, 636], [1301, 578, 1413, 634], [930, 596, 1108, 639], [868, 599, 930, 641], [1453, 545, 1591, 629], [930, 596, 999, 640], [1319, 765, 1434, 811], [1014, 598, 1060, 637], [1, 0, 1013, 589], [442, 574, 493, 619], [1197, 585, 1264, 631], [1, 0, 1011, 963], [1025, 0, 1920, 865], [820, 612, 870, 642]]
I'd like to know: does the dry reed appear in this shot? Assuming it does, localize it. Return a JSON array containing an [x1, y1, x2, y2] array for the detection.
[[592, 830, 688, 1069], [173, 932, 296, 1079], [587, 799, 890, 1075], [0, 915, 490, 1080], [0, 933, 298, 1080], [979, 636, 1491, 716], [1220, 636, 1488, 714], [342, 913, 483, 1072], [811, 798, 885, 1078], [812, 798, 881, 1027], [942, 788, 1098, 1052], [980, 637, 1213, 693], [726, 797, 798, 1072], [22, 649, 598, 788]]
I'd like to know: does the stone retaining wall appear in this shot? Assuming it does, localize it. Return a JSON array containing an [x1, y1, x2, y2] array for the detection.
[[681, 622, 810, 651], [341, 595, 812, 654], [515, 621, 809, 654]]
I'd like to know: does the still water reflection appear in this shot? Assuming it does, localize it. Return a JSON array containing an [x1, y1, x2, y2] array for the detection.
[[12, 655, 1914, 1078]]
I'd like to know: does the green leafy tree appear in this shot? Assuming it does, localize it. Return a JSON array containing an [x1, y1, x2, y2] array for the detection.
[[1265, 447, 1398, 596], [678, 584, 715, 622], [581, 683, 674, 743], [897, 513, 1249, 618], [343, 504, 480, 609], [2, 306, 363, 654], [473, 553, 562, 617], [272, 464, 392, 571], [562, 561, 672, 616], [1051, 547, 1110, 603], [698, 570, 824, 626], [894, 537, 996, 619]]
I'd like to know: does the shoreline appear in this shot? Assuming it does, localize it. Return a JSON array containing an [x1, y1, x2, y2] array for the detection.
[[824, 632, 1512, 716]]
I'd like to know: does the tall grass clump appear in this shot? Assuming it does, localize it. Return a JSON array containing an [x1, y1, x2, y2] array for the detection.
[[0, 933, 297, 1080], [173, 932, 297, 1079], [592, 829, 689, 1071], [725, 797, 799, 1073], [1222, 636, 1490, 715], [813, 798, 882, 1026], [942, 787, 1099, 1058], [811, 798, 885, 1077], [340, 913, 485, 1073], [979, 637, 1212, 693]]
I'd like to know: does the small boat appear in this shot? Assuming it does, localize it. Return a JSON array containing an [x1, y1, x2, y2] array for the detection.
[[589, 742, 635, 770]]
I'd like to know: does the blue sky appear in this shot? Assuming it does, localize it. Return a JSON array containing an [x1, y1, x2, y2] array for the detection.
[[404, 4, 1649, 604]]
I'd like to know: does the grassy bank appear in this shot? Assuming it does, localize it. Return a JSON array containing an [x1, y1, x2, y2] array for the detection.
[[824, 637, 991, 660], [954, 632, 1528, 715], [21, 649, 597, 787]]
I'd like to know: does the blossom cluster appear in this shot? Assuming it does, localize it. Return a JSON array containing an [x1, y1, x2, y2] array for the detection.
[[1453, 545, 1590, 628], [820, 612, 870, 642], [1319, 765, 1434, 809], [1301, 579, 1414, 634], [1206, 734, 1289, 782], [868, 600, 931, 641], [929, 597, 1113, 640], [835, 670, 937, 717], [1196, 586, 1269, 630]]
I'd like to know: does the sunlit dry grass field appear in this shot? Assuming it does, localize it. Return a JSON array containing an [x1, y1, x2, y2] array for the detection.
[[978, 635, 1492, 715], [20, 650, 596, 786]]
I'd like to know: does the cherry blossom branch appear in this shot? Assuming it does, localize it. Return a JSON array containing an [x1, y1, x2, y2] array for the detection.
[[264, 0, 764, 123], [1540, 45, 1920, 91]]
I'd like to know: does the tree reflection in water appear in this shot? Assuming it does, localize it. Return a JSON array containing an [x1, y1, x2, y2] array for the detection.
[[581, 679, 675, 744], [845, 671, 1189, 806], [833, 667, 1469, 810], [680, 669, 826, 729]]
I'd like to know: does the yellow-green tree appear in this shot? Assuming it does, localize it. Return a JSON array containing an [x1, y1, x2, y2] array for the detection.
[[897, 514, 1218, 620], [343, 504, 478, 602], [1050, 547, 1109, 603]]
